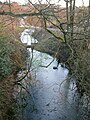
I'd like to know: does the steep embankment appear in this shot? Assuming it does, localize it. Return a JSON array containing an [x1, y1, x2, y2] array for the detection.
[[0, 33, 26, 120]]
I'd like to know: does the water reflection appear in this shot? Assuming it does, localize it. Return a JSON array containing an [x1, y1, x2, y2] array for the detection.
[[23, 50, 77, 120], [20, 29, 78, 120]]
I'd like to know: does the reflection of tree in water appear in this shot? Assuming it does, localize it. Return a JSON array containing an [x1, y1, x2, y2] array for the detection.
[[59, 78, 77, 120]]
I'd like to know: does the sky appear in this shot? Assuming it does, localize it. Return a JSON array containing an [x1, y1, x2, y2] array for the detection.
[[0, 0, 89, 7]]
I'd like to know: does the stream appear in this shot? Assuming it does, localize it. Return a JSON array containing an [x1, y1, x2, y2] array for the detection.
[[18, 28, 78, 120]]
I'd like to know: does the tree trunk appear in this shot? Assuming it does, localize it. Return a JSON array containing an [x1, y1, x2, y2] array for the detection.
[[70, 0, 75, 41]]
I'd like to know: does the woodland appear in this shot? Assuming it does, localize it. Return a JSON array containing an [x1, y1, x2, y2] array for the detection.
[[0, 0, 90, 120]]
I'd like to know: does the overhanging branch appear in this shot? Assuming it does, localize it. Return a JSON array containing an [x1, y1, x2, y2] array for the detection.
[[0, 11, 42, 17]]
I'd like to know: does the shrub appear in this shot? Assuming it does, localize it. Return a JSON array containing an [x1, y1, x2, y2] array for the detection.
[[0, 34, 26, 80]]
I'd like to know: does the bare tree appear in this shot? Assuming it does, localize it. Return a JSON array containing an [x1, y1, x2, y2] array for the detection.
[[0, 0, 90, 119]]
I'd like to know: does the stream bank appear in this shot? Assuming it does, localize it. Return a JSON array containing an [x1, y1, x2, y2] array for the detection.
[[0, 33, 27, 120]]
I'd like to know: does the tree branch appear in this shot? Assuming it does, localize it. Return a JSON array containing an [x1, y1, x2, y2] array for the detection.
[[0, 11, 42, 17]]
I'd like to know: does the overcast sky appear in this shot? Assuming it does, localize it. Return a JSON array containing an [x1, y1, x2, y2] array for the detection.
[[0, 0, 89, 7]]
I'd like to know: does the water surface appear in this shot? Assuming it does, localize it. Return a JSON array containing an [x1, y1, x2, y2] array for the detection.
[[20, 29, 78, 120]]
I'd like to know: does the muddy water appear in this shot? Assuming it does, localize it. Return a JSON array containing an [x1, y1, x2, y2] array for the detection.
[[20, 29, 78, 120]]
